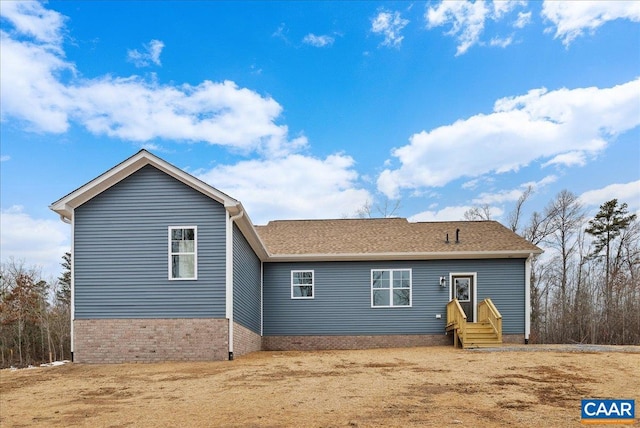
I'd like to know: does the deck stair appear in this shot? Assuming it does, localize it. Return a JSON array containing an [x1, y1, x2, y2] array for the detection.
[[446, 298, 503, 349]]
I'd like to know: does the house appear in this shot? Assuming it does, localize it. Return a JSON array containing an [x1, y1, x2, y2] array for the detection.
[[50, 150, 542, 363]]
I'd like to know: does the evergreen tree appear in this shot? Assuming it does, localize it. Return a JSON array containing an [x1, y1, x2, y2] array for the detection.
[[56, 252, 71, 306], [585, 199, 637, 329]]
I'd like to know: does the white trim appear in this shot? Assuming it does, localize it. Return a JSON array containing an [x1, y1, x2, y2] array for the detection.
[[168, 226, 198, 280], [226, 209, 244, 358], [70, 211, 75, 355], [268, 250, 540, 262], [225, 213, 233, 320], [449, 272, 477, 322], [49, 150, 239, 221], [260, 261, 264, 336], [291, 270, 314, 299], [49, 150, 271, 262], [525, 254, 533, 341], [371, 268, 412, 308]]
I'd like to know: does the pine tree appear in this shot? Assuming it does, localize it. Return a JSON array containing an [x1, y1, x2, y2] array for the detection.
[[56, 252, 71, 306], [585, 199, 637, 332]]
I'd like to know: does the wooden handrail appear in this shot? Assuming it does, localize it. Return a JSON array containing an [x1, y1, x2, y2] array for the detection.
[[478, 298, 502, 343], [446, 299, 467, 348]]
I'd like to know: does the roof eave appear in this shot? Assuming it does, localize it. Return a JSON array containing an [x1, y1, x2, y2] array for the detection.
[[266, 249, 542, 262], [232, 203, 270, 261]]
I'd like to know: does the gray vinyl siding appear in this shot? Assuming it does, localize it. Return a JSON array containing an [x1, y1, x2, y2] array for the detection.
[[233, 224, 261, 334], [74, 165, 227, 318], [263, 259, 525, 336]]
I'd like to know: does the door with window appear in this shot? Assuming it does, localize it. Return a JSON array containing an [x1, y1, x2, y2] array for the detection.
[[451, 275, 475, 321]]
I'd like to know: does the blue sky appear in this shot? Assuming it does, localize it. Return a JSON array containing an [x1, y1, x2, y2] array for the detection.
[[1, 1, 639, 278]]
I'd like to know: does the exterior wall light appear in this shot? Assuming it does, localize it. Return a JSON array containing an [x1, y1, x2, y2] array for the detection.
[[440, 276, 447, 287]]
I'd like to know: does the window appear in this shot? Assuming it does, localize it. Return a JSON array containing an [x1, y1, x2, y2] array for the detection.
[[371, 269, 411, 307], [169, 226, 197, 280], [291, 270, 314, 299]]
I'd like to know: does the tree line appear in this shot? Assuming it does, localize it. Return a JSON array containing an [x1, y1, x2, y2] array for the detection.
[[526, 196, 638, 344], [465, 193, 639, 345], [1, 193, 638, 367], [0, 254, 71, 368]]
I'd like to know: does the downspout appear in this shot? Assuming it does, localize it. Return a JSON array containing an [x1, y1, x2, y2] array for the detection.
[[525, 253, 533, 345], [59, 213, 75, 361], [226, 208, 244, 361], [260, 261, 264, 337]]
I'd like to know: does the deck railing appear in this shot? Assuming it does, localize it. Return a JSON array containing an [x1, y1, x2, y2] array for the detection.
[[446, 299, 467, 348], [478, 298, 502, 343]]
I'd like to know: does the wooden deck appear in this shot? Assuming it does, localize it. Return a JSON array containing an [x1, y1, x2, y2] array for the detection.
[[446, 298, 503, 348]]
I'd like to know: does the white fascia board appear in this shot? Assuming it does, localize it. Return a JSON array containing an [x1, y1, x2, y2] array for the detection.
[[233, 206, 270, 261], [49, 150, 238, 221], [267, 250, 540, 262]]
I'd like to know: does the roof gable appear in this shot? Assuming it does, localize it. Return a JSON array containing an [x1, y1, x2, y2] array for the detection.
[[49, 149, 240, 221], [49, 150, 270, 260]]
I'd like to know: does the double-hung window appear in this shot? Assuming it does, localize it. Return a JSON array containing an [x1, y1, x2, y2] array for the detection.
[[169, 226, 197, 280], [291, 270, 314, 299], [371, 269, 411, 307]]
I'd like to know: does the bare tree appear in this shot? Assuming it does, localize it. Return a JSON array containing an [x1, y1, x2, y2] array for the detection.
[[507, 185, 533, 233], [0, 256, 71, 367], [463, 204, 493, 221], [356, 197, 401, 218], [544, 190, 584, 341]]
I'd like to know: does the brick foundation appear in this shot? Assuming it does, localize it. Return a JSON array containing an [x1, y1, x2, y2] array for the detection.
[[232, 322, 262, 357], [262, 334, 449, 351], [502, 334, 526, 344], [74, 318, 229, 363], [74, 318, 526, 362]]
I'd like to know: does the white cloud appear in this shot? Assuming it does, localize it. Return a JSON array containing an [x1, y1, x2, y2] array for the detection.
[[489, 36, 513, 48], [409, 205, 504, 222], [69, 77, 304, 156], [580, 180, 640, 213], [371, 10, 409, 47], [462, 178, 480, 190], [425, 0, 526, 55], [0, 206, 70, 279], [0, 4, 306, 158], [0, 155, 10, 162], [0, 26, 74, 133], [514, 11, 532, 28], [127, 39, 164, 67], [542, 151, 587, 167], [542, 1, 640, 46], [302, 33, 335, 47], [472, 175, 557, 205], [272, 23, 289, 43], [0, 1, 66, 47], [197, 154, 372, 224], [378, 79, 640, 198]]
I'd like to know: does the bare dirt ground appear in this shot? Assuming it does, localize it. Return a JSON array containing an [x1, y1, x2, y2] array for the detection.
[[1, 345, 639, 427]]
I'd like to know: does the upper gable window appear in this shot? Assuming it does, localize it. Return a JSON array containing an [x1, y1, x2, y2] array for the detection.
[[169, 226, 197, 280], [291, 270, 314, 299], [371, 269, 411, 307]]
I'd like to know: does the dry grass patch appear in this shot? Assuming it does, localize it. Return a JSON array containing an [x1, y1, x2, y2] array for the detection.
[[1, 346, 639, 427]]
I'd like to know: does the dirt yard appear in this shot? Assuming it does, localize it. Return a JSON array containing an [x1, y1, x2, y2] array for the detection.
[[1, 345, 639, 427]]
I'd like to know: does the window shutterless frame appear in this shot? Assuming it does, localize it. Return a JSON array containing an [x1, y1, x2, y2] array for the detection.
[[291, 270, 314, 299], [168, 226, 198, 280], [371, 268, 412, 308]]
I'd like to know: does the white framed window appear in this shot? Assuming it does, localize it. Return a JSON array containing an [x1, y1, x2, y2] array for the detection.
[[169, 226, 197, 280], [291, 270, 314, 299], [371, 269, 411, 308]]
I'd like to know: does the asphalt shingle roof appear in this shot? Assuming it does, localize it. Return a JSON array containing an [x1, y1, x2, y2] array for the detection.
[[254, 218, 541, 256]]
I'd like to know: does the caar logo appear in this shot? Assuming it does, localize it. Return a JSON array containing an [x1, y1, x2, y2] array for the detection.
[[581, 399, 635, 425]]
